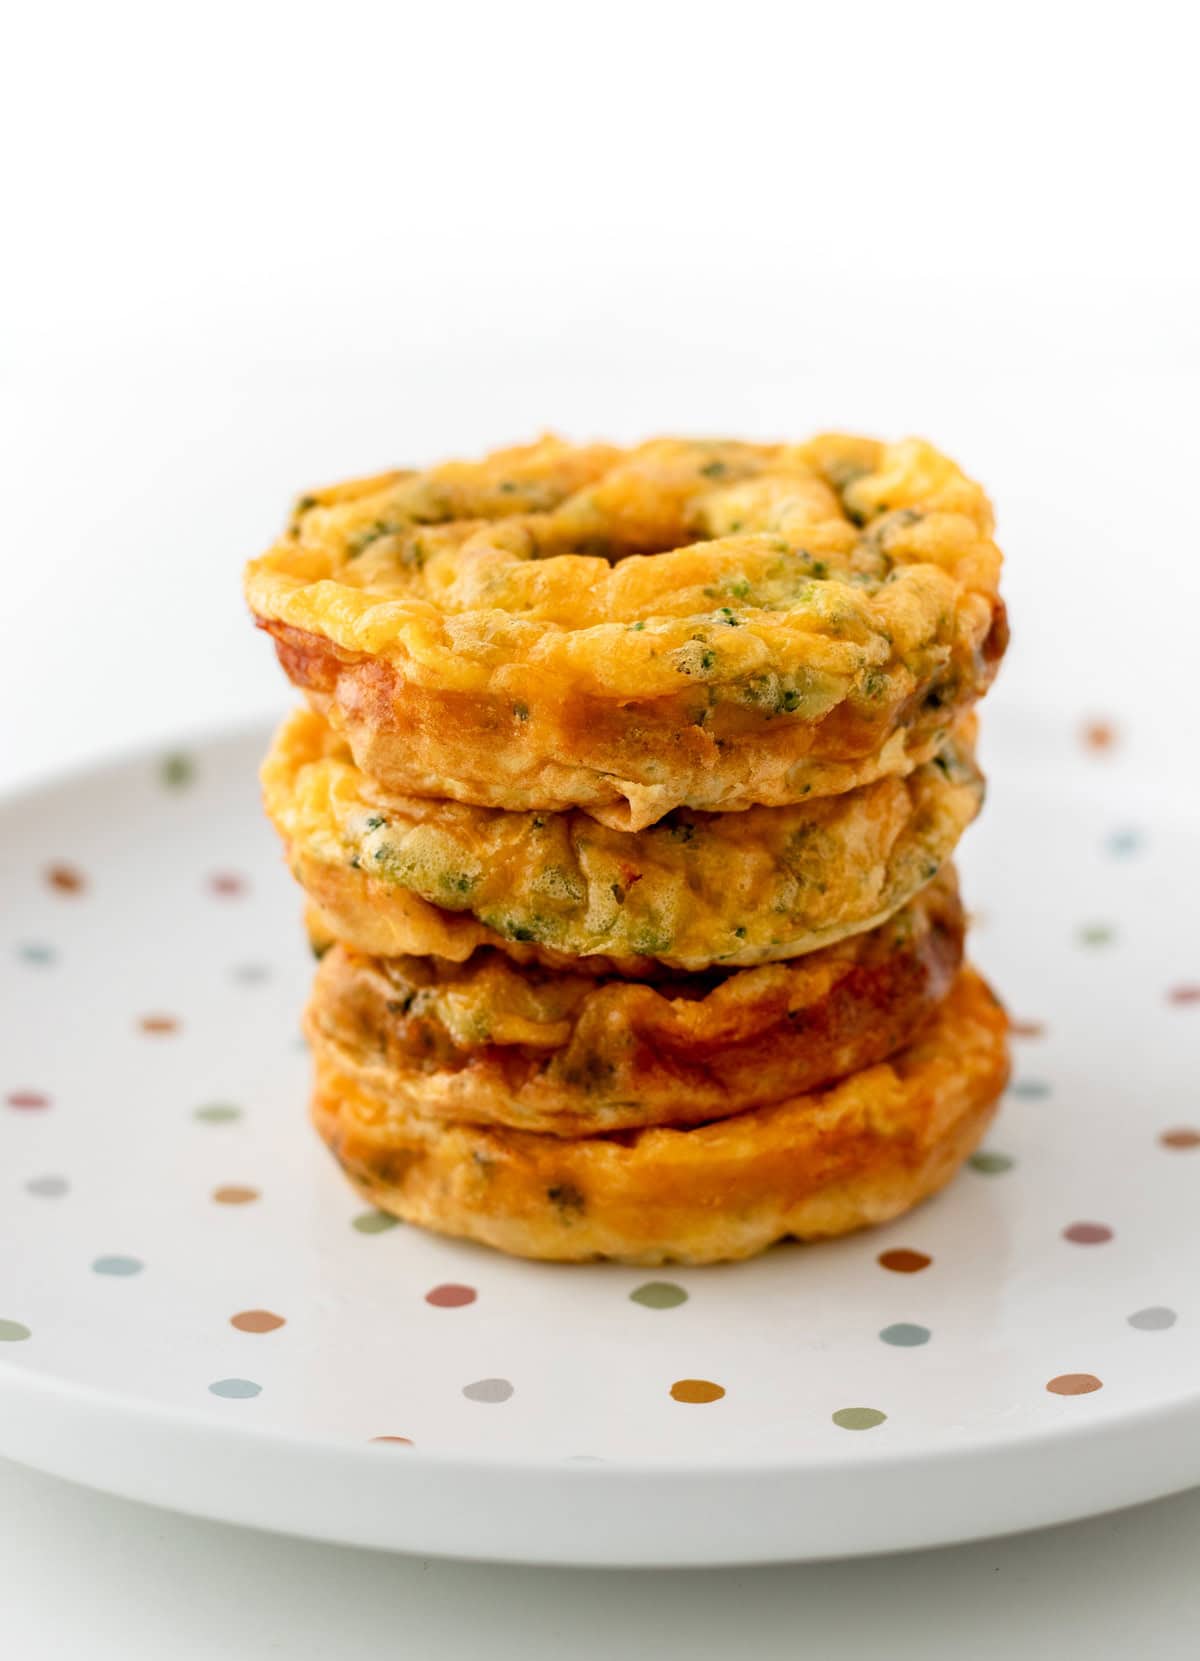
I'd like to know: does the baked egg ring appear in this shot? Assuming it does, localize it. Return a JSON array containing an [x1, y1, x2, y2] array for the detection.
[[247, 433, 1007, 830], [265, 707, 983, 974], [304, 869, 963, 1136], [312, 966, 1009, 1264]]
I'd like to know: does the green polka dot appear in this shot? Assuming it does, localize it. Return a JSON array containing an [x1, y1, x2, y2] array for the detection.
[[630, 1281, 688, 1309], [352, 1210, 400, 1234], [194, 1103, 242, 1124], [968, 1151, 1015, 1174], [1078, 923, 1116, 947], [161, 752, 195, 790], [0, 1319, 31, 1342], [879, 1323, 930, 1347], [833, 1407, 887, 1430]]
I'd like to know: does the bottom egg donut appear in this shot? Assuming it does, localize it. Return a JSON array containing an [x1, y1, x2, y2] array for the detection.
[[311, 967, 1009, 1265]]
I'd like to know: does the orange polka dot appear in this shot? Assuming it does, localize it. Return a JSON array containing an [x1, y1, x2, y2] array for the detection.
[[670, 1378, 725, 1404], [230, 1309, 285, 1333], [1010, 1018, 1046, 1039], [1160, 1128, 1200, 1150], [46, 862, 86, 894], [371, 1436, 414, 1446], [1047, 1373, 1103, 1396], [213, 1185, 259, 1205], [139, 1014, 180, 1035], [1082, 719, 1117, 752]]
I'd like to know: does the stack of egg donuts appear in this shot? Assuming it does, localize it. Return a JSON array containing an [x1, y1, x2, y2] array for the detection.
[[245, 434, 1010, 1263]]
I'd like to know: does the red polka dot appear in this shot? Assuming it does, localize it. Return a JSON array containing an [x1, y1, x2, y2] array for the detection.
[[6, 1089, 50, 1111], [878, 1248, 932, 1274], [1063, 1222, 1113, 1245], [425, 1283, 477, 1308], [1168, 986, 1200, 1006], [1010, 1018, 1046, 1039], [209, 872, 247, 898]]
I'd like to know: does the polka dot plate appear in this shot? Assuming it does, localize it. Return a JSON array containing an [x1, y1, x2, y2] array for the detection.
[[2, 711, 1199, 1566]]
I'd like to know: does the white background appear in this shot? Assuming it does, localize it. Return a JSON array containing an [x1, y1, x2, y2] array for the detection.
[[2, 0, 1200, 1653]]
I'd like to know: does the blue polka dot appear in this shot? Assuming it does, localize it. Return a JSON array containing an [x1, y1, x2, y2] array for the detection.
[[92, 1255, 143, 1277], [1010, 1078, 1051, 1100], [17, 943, 56, 966], [209, 1377, 262, 1399], [1106, 828, 1144, 857]]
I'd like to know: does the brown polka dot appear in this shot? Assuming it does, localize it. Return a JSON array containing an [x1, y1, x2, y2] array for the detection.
[[878, 1248, 932, 1274], [213, 1185, 259, 1205], [1160, 1127, 1200, 1150], [46, 862, 85, 894], [1168, 985, 1200, 1006], [1082, 719, 1117, 752], [139, 1014, 180, 1035], [1010, 1018, 1046, 1039], [6, 1089, 50, 1111], [1047, 1373, 1103, 1396], [1063, 1222, 1113, 1244], [209, 872, 247, 898], [425, 1283, 477, 1308], [371, 1436, 414, 1446], [230, 1309, 285, 1333], [670, 1378, 725, 1404]]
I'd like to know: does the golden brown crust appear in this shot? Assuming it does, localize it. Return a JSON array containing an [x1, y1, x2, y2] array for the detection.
[[312, 967, 1010, 1264], [264, 706, 983, 973], [305, 870, 964, 1135], [247, 434, 1006, 828]]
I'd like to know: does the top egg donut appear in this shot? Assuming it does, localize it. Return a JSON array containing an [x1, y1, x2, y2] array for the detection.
[[246, 433, 1007, 830]]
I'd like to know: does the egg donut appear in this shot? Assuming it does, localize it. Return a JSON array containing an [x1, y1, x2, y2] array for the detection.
[[247, 433, 1006, 829], [305, 869, 964, 1136], [265, 706, 983, 974], [312, 967, 1009, 1264]]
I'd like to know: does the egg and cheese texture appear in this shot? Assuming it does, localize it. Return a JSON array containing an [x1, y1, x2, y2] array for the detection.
[[264, 707, 982, 974], [247, 434, 1006, 829], [313, 967, 1009, 1264], [305, 869, 963, 1136]]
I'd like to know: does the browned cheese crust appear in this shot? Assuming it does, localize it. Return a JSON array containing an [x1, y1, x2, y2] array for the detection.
[[305, 869, 964, 1136], [247, 434, 1006, 828], [312, 967, 1009, 1264]]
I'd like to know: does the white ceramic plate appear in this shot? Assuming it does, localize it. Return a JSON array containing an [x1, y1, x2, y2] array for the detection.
[[1, 710, 1198, 1566]]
